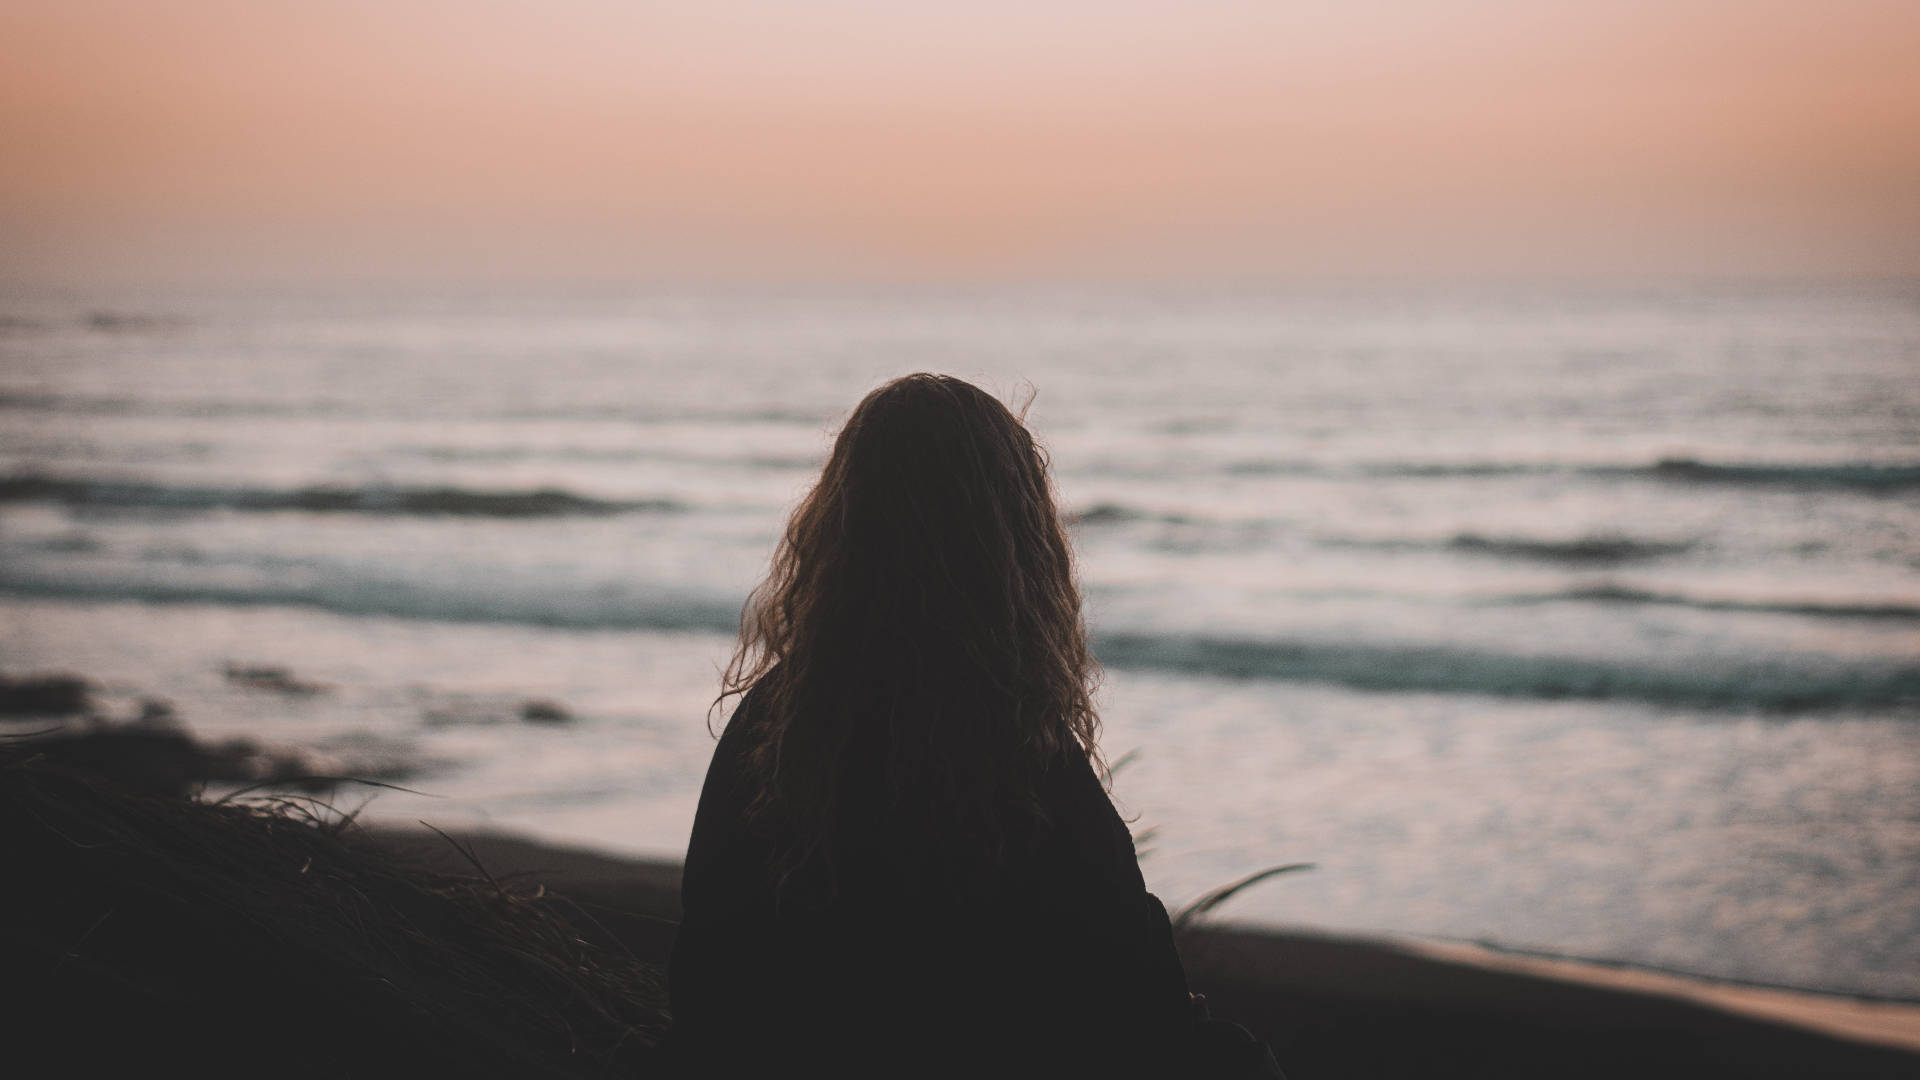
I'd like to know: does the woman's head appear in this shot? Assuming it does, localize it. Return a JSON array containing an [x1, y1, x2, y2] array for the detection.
[[722, 373, 1099, 894]]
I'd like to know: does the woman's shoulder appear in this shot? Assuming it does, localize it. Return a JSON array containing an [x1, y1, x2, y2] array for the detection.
[[1028, 747, 1145, 887], [1037, 745, 1121, 815], [692, 680, 789, 846], [710, 679, 775, 761]]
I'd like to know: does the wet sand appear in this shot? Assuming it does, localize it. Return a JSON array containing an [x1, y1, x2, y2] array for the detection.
[[376, 827, 1920, 1080]]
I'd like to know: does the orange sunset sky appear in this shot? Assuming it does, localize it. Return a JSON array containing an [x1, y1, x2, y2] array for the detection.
[[3, 0, 1919, 282]]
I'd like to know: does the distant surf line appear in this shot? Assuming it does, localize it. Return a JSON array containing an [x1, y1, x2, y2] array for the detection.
[[1218, 456, 1920, 492], [0, 480, 1715, 567], [3, 575, 1913, 712], [0, 475, 683, 518], [0, 391, 835, 427]]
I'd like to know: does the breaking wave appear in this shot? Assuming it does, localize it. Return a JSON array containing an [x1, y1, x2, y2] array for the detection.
[[3, 557, 1912, 711], [1319, 531, 1696, 565], [0, 476, 683, 518], [0, 566, 742, 635], [1630, 458, 1920, 493], [1206, 456, 1920, 492], [0, 391, 830, 427], [1447, 533, 1695, 564], [1091, 632, 1920, 711], [1065, 502, 1198, 527], [1505, 583, 1920, 621]]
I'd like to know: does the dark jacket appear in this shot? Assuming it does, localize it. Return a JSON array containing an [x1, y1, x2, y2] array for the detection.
[[665, 690, 1197, 1078]]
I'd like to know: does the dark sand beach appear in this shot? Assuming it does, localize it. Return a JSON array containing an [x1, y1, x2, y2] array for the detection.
[[8, 727, 1919, 1079], [378, 828, 1920, 1079]]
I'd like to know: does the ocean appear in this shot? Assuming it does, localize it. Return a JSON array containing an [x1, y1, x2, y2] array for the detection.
[[2, 280, 1916, 997]]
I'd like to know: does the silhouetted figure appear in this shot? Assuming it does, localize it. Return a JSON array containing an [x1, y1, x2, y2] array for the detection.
[[667, 374, 1281, 1077]]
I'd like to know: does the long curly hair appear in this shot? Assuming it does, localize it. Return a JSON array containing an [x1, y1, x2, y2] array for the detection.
[[718, 373, 1101, 900]]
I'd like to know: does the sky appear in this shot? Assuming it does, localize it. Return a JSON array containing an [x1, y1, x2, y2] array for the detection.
[[3, 0, 1919, 282]]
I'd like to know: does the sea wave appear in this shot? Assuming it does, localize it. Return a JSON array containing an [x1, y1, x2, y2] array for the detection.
[[0, 393, 363, 419], [1503, 583, 1920, 621], [83, 310, 190, 333], [0, 568, 743, 635], [1447, 533, 1695, 564], [1209, 456, 1920, 492], [496, 404, 830, 426], [1092, 632, 1920, 711], [1224, 460, 1562, 479], [4, 563, 1912, 710], [396, 444, 821, 471], [0, 475, 682, 518], [0, 391, 831, 427], [1065, 502, 1198, 527], [1629, 458, 1920, 492], [1074, 504, 1707, 564], [1320, 531, 1696, 565]]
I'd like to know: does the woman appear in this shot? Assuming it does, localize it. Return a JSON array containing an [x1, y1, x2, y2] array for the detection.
[[667, 374, 1279, 1077]]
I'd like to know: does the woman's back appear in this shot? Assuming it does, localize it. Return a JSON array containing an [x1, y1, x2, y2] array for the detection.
[[668, 688, 1193, 1076], [663, 375, 1277, 1076]]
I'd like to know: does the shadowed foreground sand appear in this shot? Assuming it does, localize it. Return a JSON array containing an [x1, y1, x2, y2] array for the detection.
[[382, 829, 1920, 1080], [6, 740, 1916, 1079]]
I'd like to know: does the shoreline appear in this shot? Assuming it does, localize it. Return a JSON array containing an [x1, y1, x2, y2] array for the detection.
[[1400, 939, 1920, 1054], [376, 826, 1920, 1078]]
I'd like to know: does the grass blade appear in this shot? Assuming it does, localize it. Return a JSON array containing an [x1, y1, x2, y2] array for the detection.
[[1172, 862, 1315, 931]]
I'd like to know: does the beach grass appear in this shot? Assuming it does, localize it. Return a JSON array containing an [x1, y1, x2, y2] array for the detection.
[[1, 744, 669, 1078], [9, 728, 1920, 1079]]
